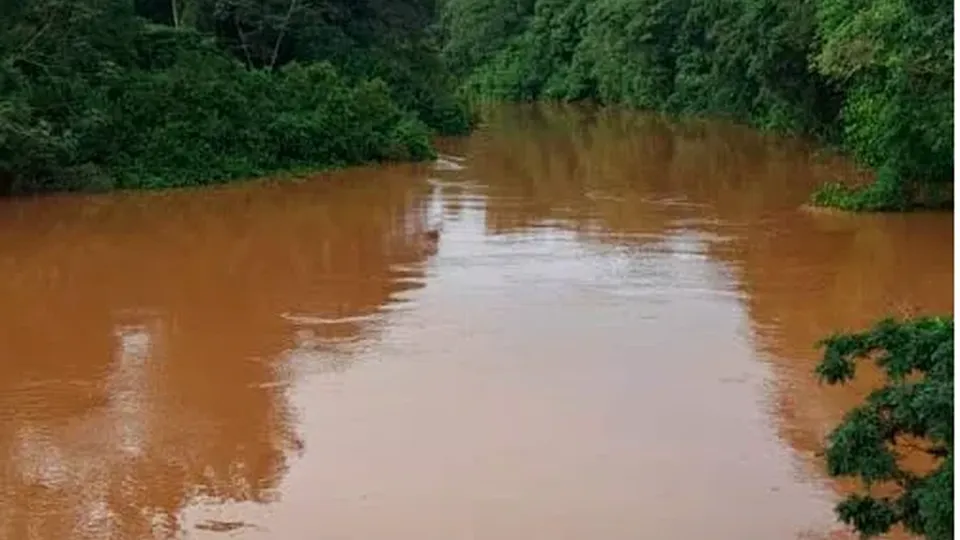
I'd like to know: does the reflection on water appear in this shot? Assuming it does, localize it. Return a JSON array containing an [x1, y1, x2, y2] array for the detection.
[[0, 104, 951, 539], [0, 168, 438, 539]]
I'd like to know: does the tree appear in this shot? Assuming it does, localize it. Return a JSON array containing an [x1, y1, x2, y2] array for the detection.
[[816, 316, 953, 539]]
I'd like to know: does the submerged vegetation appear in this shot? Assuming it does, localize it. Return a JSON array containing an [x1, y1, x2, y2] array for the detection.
[[439, 0, 954, 211], [0, 0, 472, 195], [816, 317, 953, 539]]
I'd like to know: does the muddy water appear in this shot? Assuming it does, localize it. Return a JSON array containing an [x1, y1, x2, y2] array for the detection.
[[0, 104, 951, 540]]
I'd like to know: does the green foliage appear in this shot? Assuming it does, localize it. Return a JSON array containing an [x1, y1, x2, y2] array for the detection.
[[440, 0, 538, 80], [811, 0, 953, 210], [811, 168, 953, 212], [190, 0, 474, 135], [445, 0, 836, 129], [109, 60, 434, 191], [810, 166, 912, 211], [1, 0, 467, 195], [816, 316, 954, 539], [572, 0, 683, 109], [441, 0, 953, 211]]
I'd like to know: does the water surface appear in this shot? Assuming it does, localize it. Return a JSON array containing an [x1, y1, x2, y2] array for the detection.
[[0, 104, 952, 540]]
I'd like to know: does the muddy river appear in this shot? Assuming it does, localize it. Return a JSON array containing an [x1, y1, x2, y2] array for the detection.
[[0, 104, 952, 540]]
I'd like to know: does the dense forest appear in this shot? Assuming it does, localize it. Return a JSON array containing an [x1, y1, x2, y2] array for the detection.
[[0, 0, 472, 194], [439, 0, 953, 211], [4, 0, 949, 207]]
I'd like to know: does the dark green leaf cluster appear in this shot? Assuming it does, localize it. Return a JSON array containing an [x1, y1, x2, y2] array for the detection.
[[440, 0, 953, 211], [183, 0, 475, 135], [1, 0, 472, 195], [816, 316, 953, 539]]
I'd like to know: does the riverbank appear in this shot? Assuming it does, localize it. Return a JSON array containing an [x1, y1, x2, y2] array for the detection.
[[809, 177, 955, 212], [440, 0, 953, 212], [1, 2, 472, 196]]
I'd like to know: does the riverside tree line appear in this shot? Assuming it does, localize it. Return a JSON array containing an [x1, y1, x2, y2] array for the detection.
[[0, 1, 952, 538], [1, 0, 472, 194], [440, 0, 953, 211]]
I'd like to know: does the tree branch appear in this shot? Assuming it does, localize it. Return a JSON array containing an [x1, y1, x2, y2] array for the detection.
[[233, 12, 255, 69], [268, 0, 299, 70]]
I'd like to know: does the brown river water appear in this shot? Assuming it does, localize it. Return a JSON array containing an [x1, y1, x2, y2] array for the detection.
[[0, 104, 952, 540]]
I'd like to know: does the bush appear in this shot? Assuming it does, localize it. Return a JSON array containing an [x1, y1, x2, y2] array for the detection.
[[1, 12, 436, 195], [107, 60, 435, 190]]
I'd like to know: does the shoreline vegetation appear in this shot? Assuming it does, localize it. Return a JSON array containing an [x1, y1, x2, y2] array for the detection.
[[3, 0, 951, 214], [439, 0, 953, 212], [1, 0, 473, 196]]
